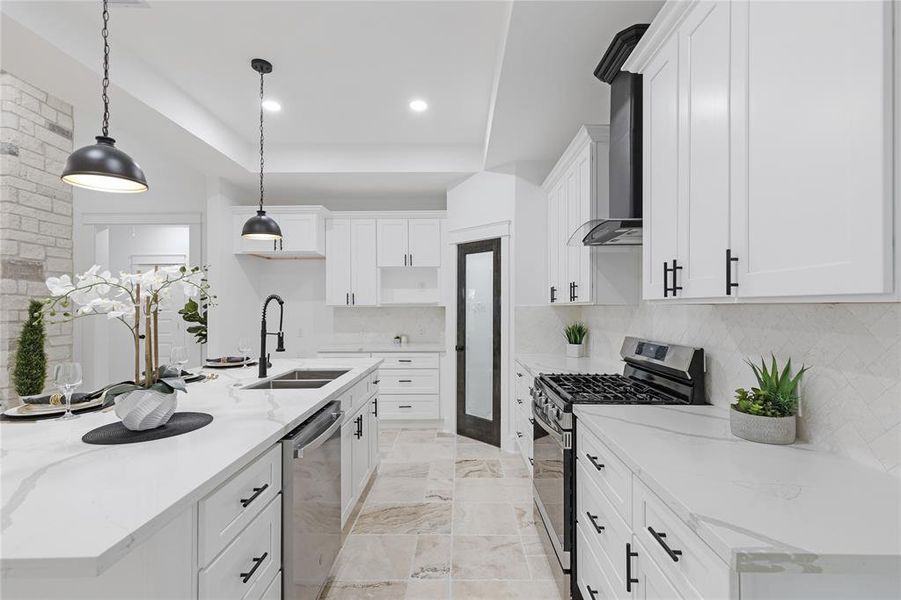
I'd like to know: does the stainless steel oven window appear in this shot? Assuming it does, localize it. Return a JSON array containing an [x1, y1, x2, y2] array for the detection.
[[532, 409, 568, 568]]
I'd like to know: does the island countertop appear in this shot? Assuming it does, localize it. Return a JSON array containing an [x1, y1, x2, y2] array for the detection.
[[0, 357, 380, 578], [574, 404, 901, 576]]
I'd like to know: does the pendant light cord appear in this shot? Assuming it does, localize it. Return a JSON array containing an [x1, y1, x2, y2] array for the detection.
[[101, 0, 111, 137], [259, 70, 265, 212]]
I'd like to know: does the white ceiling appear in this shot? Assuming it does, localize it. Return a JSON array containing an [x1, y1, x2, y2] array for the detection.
[[1, 0, 663, 202]]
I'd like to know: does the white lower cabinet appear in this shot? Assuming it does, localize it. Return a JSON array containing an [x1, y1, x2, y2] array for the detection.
[[341, 392, 380, 527], [631, 539, 683, 600]]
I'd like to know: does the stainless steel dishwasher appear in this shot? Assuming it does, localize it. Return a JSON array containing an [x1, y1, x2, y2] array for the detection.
[[282, 401, 343, 600]]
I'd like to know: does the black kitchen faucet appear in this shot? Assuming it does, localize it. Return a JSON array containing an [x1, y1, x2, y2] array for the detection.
[[259, 294, 286, 378]]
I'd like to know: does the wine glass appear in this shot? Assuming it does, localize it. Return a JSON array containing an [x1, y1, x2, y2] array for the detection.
[[170, 346, 188, 375], [237, 337, 252, 368], [53, 362, 83, 421]]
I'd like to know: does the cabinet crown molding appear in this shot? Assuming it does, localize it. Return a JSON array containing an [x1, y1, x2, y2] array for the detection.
[[541, 125, 609, 192], [622, 0, 700, 74], [231, 204, 330, 217]]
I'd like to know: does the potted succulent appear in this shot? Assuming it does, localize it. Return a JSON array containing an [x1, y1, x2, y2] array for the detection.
[[564, 322, 588, 358], [731, 355, 809, 445], [43, 264, 214, 430]]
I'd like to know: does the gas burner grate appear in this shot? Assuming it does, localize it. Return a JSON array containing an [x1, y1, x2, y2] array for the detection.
[[541, 373, 686, 405]]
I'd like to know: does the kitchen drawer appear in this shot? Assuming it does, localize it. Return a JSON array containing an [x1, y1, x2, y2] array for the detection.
[[632, 538, 684, 600], [577, 424, 632, 524], [379, 369, 439, 394], [373, 352, 440, 369], [577, 461, 631, 590], [576, 523, 622, 600], [633, 478, 730, 600], [514, 360, 532, 380], [199, 445, 281, 566], [379, 395, 439, 419], [199, 495, 281, 600], [368, 369, 380, 396], [351, 378, 371, 412]]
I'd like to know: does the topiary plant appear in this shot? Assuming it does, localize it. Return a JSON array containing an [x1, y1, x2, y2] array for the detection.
[[13, 299, 48, 397], [733, 355, 809, 418], [563, 322, 588, 345]]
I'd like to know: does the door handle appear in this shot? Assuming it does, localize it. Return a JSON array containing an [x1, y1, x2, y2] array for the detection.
[[239, 483, 269, 508], [648, 526, 683, 562], [351, 292, 355, 305], [346, 292, 349, 305], [455, 345, 465, 352], [672, 259, 683, 295], [240, 552, 268, 583], [404, 254, 407, 266], [625, 543, 639, 592], [572, 281, 578, 301], [585, 511, 605, 534], [372, 397, 378, 417], [398, 379, 413, 383], [726, 248, 739, 295], [663, 261, 670, 297], [549, 285, 556, 303], [585, 453, 604, 471], [409, 253, 413, 266]]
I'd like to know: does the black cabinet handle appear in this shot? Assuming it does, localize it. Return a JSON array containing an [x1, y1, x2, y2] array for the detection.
[[516, 398, 523, 405], [398, 404, 412, 409], [239, 551, 268, 583], [648, 526, 683, 562], [572, 281, 579, 301], [404, 253, 407, 266], [351, 292, 355, 305], [663, 262, 670, 297], [345, 292, 349, 305], [516, 372, 523, 378], [455, 345, 465, 352], [585, 453, 604, 471], [409, 253, 413, 266], [398, 379, 413, 383], [373, 379, 380, 384], [550, 285, 557, 303], [528, 457, 534, 466], [626, 542, 639, 592], [586, 586, 599, 599], [239, 483, 269, 508], [528, 418, 535, 425], [516, 431, 523, 438], [372, 397, 378, 417], [585, 511, 605, 534], [726, 248, 739, 295], [273, 239, 277, 251], [354, 415, 363, 439], [672, 259, 683, 295], [398, 359, 412, 363]]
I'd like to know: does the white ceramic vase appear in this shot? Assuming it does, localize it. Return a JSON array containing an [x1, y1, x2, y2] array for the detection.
[[114, 388, 177, 431], [729, 406, 796, 445], [566, 343, 586, 358]]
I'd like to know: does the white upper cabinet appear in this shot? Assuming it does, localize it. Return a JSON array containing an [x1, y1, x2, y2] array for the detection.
[[377, 218, 442, 268], [627, 0, 894, 301], [547, 182, 564, 304], [326, 218, 378, 306], [232, 206, 327, 257], [326, 219, 352, 306]]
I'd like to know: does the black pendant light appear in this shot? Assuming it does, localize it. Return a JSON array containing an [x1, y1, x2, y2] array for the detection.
[[61, 0, 148, 193], [241, 59, 282, 241]]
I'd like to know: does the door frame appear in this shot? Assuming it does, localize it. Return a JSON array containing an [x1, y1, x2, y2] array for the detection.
[[455, 238, 502, 446]]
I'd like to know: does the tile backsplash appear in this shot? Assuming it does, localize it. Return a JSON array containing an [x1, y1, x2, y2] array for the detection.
[[516, 303, 901, 476]]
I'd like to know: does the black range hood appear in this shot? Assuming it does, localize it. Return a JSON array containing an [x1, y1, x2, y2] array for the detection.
[[576, 24, 648, 247]]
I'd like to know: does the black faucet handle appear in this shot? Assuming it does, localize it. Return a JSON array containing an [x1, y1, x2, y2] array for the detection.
[[276, 332, 285, 352]]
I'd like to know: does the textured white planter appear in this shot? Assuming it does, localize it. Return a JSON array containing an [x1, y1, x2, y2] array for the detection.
[[566, 343, 586, 358], [730, 406, 796, 445], [114, 389, 177, 431]]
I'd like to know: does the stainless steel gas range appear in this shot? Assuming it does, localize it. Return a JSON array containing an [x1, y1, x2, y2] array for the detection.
[[530, 336, 706, 574]]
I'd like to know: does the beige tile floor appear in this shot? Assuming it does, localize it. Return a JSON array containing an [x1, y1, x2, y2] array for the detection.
[[322, 428, 567, 600]]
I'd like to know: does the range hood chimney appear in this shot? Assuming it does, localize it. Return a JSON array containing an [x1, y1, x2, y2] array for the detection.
[[577, 24, 648, 246]]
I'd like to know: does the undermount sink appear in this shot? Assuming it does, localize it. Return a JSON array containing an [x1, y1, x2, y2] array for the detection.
[[242, 369, 349, 391]]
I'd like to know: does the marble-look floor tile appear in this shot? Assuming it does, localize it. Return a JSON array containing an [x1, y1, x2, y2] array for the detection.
[[322, 580, 408, 599], [526, 554, 556, 580], [513, 502, 539, 535], [427, 459, 455, 480], [520, 534, 548, 556], [378, 461, 431, 479], [452, 580, 564, 600], [500, 457, 530, 478], [454, 478, 533, 503], [353, 502, 453, 534], [451, 535, 530, 580], [379, 430, 400, 448], [405, 579, 450, 599], [331, 535, 417, 581], [365, 477, 429, 503], [424, 478, 454, 502], [455, 442, 502, 459], [385, 442, 455, 462], [436, 431, 456, 439], [455, 458, 503, 479], [453, 502, 519, 535], [396, 430, 439, 443], [409, 534, 451, 579]]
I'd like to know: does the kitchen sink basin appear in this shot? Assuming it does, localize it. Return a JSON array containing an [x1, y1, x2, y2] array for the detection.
[[242, 369, 349, 391]]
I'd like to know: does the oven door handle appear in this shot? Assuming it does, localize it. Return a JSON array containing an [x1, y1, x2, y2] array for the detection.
[[532, 411, 564, 445]]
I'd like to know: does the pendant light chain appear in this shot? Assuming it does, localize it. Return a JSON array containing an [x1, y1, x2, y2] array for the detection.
[[101, 0, 111, 137], [258, 70, 265, 212]]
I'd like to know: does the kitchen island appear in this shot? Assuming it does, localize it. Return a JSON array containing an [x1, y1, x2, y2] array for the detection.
[[0, 357, 380, 599]]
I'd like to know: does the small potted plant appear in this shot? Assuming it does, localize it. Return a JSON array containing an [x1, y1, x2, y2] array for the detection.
[[731, 355, 809, 445], [563, 322, 588, 358], [12, 299, 48, 401]]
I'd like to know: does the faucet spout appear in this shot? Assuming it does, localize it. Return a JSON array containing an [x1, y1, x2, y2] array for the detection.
[[259, 294, 286, 378]]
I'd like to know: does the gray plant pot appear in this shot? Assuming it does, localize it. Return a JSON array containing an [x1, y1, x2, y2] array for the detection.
[[729, 406, 796, 445]]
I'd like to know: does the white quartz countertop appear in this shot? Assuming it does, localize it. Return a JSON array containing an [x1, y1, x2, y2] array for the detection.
[[319, 343, 446, 353], [515, 353, 623, 378], [0, 358, 380, 578], [574, 404, 901, 576]]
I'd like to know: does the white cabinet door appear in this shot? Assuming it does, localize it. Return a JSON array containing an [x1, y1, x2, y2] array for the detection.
[[326, 219, 352, 306], [677, 0, 732, 299], [730, 0, 892, 297], [631, 540, 683, 600], [279, 213, 324, 255], [408, 219, 442, 267], [350, 219, 378, 306], [571, 145, 593, 304], [377, 219, 409, 267], [642, 34, 681, 300], [547, 185, 562, 304]]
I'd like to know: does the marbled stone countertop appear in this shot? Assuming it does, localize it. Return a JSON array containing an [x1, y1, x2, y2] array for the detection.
[[319, 343, 446, 353], [574, 404, 901, 576], [515, 353, 623, 378], [0, 358, 380, 578]]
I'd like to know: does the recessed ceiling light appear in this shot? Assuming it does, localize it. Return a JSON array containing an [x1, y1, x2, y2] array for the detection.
[[261, 99, 282, 112], [409, 99, 428, 113]]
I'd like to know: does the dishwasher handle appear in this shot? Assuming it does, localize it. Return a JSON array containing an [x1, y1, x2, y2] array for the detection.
[[289, 405, 343, 458]]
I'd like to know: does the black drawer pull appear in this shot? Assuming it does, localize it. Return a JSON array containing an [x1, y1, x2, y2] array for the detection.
[[239, 484, 269, 508], [398, 379, 413, 383], [726, 248, 739, 295], [373, 379, 380, 384], [398, 359, 412, 363], [585, 511, 605, 534], [626, 543, 639, 592], [399, 404, 412, 408], [516, 398, 523, 404], [648, 526, 683, 562], [586, 585, 599, 599], [372, 397, 378, 417], [516, 372, 523, 377], [516, 431, 523, 438], [528, 457, 534, 466], [528, 418, 535, 425], [240, 551, 268, 583], [585, 454, 604, 471]]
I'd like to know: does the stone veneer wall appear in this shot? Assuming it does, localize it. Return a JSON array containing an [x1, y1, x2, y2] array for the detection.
[[0, 71, 74, 407], [515, 303, 901, 476]]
